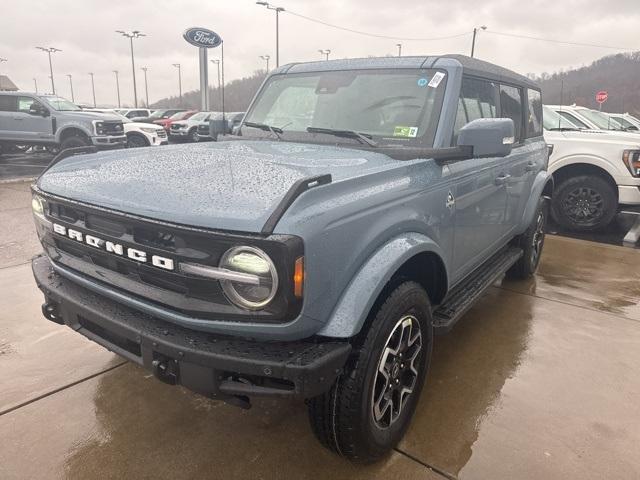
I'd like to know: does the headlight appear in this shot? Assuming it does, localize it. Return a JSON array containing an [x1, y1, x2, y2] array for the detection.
[[31, 195, 44, 216], [94, 121, 106, 135], [219, 246, 278, 310], [623, 149, 640, 177], [140, 127, 159, 134]]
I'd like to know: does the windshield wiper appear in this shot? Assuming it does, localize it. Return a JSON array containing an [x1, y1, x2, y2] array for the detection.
[[306, 127, 378, 147], [243, 121, 283, 140], [547, 127, 579, 131]]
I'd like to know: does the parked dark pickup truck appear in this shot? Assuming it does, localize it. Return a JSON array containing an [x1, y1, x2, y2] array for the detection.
[[31, 54, 551, 462]]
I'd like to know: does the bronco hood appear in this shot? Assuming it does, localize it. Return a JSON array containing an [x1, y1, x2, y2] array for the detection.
[[37, 140, 402, 233]]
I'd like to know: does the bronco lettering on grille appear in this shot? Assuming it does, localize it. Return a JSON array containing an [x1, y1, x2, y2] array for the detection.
[[52, 223, 175, 271]]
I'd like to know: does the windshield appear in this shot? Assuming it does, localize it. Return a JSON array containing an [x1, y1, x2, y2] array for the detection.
[[243, 68, 447, 147], [149, 110, 166, 120], [190, 112, 209, 121], [543, 107, 580, 130], [41, 96, 81, 111], [170, 111, 189, 120], [577, 109, 625, 130]]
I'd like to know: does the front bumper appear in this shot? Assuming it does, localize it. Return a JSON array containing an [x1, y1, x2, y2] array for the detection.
[[32, 254, 350, 400], [91, 135, 127, 148], [619, 185, 640, 206]]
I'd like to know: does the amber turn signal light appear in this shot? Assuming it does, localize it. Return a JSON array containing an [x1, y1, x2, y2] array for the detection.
[[294, 257, 304, 298]]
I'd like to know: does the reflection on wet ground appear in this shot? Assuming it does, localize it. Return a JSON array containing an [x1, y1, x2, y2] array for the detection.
[[502, 235, 640, 320], [1, 217, 640, 478]]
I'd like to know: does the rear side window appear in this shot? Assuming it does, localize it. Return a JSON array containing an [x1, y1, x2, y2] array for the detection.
[[526, 89, 543, 137], [453, 77, 499, 140], [558, 111, 589, 129], [499, 85, 524, 143], [0, 95, 16, 112]]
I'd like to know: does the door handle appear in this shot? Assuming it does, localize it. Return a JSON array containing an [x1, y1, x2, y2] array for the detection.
[[525, 162, 537, 172], [495, 174, 511, 185]]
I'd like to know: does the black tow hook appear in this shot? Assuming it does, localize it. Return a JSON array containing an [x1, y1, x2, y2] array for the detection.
[[152, 356, 179, 385], [42, 302, 63, 325]]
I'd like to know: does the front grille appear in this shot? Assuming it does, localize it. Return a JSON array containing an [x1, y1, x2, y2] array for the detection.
[[170, 124, 182, 131], [41, 196, 302, 324], [102, 121, 124, 135], [157, 129, 167, 138]]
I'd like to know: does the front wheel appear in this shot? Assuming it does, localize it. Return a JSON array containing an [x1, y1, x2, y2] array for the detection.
[[307, 281, 433, 463], [127, 133, 149, 148], [190, 128, 199, 143], [551, 175, 617, 231]]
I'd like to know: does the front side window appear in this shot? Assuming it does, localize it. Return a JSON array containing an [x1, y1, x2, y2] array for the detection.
[[499, 85, 523, 142], [526, 89, 543, 137], [558, 111, 590, 129], [453, 77, 498, 140], [16, 96, 44, 113], [244, 68, 447, 147]]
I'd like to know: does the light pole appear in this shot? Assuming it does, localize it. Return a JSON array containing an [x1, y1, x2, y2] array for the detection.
[[141, 67, 149, 107], [113, 70, 121, 108], [66, 74, 74, 103], [260, 55, 270, 72], [470, 25, 487, 58], [116, 30, 145, 107], [172, 63, 182, 106], [36, 47, 61, 94], [318, 49, 331, 61], [33, 78, 38, 93], [88, 72, 96, 107], [256, 2, 284, 68], [210, 59, 221, 110], [396, 43, 402, 57]]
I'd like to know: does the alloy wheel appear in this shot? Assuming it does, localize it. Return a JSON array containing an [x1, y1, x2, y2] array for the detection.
[[371, 315, 422, 429], [562, 187, 604, 224]]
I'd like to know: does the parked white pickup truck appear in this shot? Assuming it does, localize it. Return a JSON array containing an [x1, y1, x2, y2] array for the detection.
[[544, 106, 640, 231]]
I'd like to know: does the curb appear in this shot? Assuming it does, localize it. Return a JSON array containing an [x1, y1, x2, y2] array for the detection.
[[0, 176, 36, 185]]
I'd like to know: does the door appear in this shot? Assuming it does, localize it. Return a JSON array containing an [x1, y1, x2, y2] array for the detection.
[[13, 96, 53, 142], [449, 77, 510, 281], [496, 84, 531, 235]]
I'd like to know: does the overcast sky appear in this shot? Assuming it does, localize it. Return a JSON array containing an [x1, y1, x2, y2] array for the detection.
[[1, 0, 638, 107]]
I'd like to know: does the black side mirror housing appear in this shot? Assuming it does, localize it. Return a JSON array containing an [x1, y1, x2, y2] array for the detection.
[[29, 104, 49, 117], [457, 118, 515, 158]]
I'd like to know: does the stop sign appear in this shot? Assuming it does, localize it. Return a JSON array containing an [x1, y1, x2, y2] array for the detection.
[[596, 91, 608, 104]]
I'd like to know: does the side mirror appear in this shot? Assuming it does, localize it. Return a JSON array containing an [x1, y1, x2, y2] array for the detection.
[[29, 104, 49, 117], [457, 118, 515, 158], [209, 118, 228, 139]]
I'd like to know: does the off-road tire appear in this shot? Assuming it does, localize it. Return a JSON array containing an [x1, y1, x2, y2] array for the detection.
[[307, 281, 433, 463], [551, 174, 617, 232], [189, 128, 199, 142], [59, 135, 90, 151], [507, 198, 547, 279]]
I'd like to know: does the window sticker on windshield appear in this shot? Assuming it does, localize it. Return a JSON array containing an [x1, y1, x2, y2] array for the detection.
[[428, 72, 445, 88], [393, 126, 418, 138], [417, 78, 428, 87]]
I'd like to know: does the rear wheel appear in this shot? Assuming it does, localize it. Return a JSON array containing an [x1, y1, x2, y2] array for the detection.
[[551, 174, 617, 231], [59, 135, 90, 151], [507, 198, 547, 279], [307, 281, 433, 463]]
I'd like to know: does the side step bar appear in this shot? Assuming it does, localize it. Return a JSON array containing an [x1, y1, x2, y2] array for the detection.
[[432, 246, 523, 334]]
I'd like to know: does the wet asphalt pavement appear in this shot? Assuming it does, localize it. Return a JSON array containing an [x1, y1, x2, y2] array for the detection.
[[1, 180, 640, 479]]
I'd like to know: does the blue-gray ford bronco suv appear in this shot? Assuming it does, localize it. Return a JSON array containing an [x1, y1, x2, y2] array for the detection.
[[31, 55, 551, 462]]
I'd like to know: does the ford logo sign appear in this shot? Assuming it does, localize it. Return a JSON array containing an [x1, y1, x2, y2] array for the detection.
[[183, 27, 222, 48]]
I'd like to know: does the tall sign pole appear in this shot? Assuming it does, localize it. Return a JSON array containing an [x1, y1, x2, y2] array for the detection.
[[183, 27, 223, 112]]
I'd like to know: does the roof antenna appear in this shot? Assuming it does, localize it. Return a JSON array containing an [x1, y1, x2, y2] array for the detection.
[[558, 79, 564, 130]]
